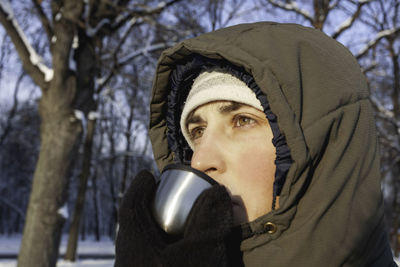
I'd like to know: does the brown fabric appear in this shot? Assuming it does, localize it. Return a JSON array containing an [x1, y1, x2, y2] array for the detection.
[[149, 22, 395, 266]]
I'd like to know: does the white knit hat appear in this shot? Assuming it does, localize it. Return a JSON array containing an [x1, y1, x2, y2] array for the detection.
[[180, 70, 263, 149]]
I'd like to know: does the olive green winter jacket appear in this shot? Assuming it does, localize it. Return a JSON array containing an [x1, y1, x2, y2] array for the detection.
[[148, 22, 395, 266]]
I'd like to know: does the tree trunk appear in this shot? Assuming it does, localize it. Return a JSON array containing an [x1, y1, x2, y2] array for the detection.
[[64, 118, 96, 261], [106, 107, 118, 240], [17, 80, 82, 267], [92, 117, 104, 242], [11, 0, 84, 265], [389, 41, 399, 118], [63, 19, 99, 261], [393, 177, 400, 257], [81, 217, 86, 241], [92, 173, 101, 241], [119, 103, 135, 203]]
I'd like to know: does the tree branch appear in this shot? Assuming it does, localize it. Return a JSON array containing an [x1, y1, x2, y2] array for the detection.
[[86, 0, 183, 37], [31, 0, 53, 42], [332, 0, 371, 39], [0, 195, 25, 220], [377, 129, 400, 155], [129, 0, 183, 16], [113, 18, 143, 59], [97, 42, 175, 92], [221, 0, 247, 28], [370, 95, 400, 129], [265, 0, 314, 25], [361, 61, 377, 74], [328, 0, 342, 11], [0, 71, 24, 146], [356, 27, 400, 59], [0, 1, 51, 89], [0, 33, 7, 82]]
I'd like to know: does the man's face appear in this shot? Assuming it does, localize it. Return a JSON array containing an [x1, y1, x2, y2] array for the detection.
[[187, 101, 276, 225]]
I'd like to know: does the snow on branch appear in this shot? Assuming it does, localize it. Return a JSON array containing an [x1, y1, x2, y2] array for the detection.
[[73, 109, 87, 136], [356, 28, 400, 59], [331, 0, 371, 40], [370, 95, 400, 129], [332, 17, 353, 39], [128, 0, 181, 15], [266, 0, 313, 24], [372, 96, 400, 153], [328, 0, 340, 11], [0, 0, 53, 88], [85, 0, 180, 37], [118, 42, 176, 66], [0, 0, 12, 16], [58, 203, 69, 220], [358, 0, 372, 4], [84, 6, 139, 37], [88, 111, 100, 120]]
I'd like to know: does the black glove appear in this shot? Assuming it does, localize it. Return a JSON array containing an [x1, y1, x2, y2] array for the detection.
[[115, 169, 243, 267]]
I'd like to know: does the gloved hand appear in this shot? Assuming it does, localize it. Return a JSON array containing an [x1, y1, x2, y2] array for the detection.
[[114, 169, 241, 267]]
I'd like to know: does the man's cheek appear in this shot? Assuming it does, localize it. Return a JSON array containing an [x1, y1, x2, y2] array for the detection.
[[236, 150, 265, 177], [237, 148, 275, 182]]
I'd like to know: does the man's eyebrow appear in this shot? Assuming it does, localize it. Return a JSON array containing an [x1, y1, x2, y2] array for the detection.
[[185, 102, 244, 128], [186, 111, 204, 128], [219, 102, 244, 113]]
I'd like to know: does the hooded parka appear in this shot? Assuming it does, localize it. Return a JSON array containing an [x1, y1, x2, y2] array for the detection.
[[148, 22, 396, 267]]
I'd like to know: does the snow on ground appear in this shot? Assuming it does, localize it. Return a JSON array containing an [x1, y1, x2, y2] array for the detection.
[[0, 259, 114, 267], [1, 234, 400, 266], [0, 234, 115, 267]]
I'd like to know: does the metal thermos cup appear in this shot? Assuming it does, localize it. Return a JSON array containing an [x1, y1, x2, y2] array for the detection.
[[152, 163, 216, 235]]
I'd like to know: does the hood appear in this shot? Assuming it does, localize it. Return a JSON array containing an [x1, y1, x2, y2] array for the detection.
[[149, 22, 392, 266]]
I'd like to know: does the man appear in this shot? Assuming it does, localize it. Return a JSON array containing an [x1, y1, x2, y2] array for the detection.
[[115, 22, 396, 266]]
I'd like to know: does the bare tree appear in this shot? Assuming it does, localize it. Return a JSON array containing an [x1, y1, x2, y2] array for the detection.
[[0, 1, 183, 266], [359, 0, 400, 256], [262, 0, 372, 39]]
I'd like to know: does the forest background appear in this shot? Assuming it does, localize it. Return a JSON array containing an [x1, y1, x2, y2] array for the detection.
[[0, 0, 399, 267]]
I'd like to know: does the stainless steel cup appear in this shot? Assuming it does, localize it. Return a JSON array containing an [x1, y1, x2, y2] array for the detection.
[[152, 163, 216, 235]]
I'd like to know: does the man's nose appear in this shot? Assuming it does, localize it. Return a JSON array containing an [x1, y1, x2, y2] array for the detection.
[[190, 129, 226, 175]]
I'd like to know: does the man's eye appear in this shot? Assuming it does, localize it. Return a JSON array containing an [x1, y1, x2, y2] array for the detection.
[[234, 116, 256, 127], [190, 127, 205, 140]]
